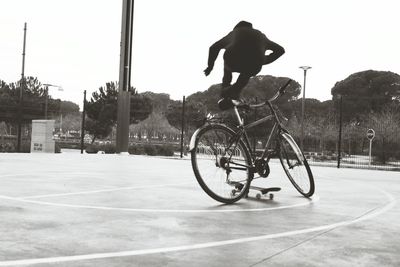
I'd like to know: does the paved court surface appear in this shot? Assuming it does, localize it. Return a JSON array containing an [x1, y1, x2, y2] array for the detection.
[[0, 152, 399, 266]]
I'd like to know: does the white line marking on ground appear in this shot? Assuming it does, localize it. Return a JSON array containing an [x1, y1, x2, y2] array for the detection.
[[0, 190, 395, 266], [0, 172, 103, 178], [20, 182, 193, 199], [0, 194, 319, 213]]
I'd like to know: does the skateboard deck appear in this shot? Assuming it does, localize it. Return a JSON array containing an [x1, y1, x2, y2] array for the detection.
[[248, 186, 281, 200], [230, 182, 280, 200]]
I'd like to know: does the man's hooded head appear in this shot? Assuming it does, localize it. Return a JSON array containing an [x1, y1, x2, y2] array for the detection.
[[234, 21, 253, 29]]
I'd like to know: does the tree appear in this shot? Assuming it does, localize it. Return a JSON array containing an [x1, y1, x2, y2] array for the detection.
[[365, 104, 400, 163], [0, 121, 8, 135], [0, 80, 16, 105], [331, 70, 400, 116], [0, 77, 70, 122], [59, 113, 82, 133], [131, 93, 153, 123], [85, 82, 152, 143], [340, 121, 361, 155], [166, 99, 206, 136], [332, 70, 400, 97], [60, 101, 80, 115], [129, 113, 180, 142], [85, 82, 118, 143], [187, 75, 301, 114], [140, 92, 170, 114]]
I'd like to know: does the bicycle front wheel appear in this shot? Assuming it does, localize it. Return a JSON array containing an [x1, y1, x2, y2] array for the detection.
[[278, 132, 315, 197], [191, 124, 253, 204]]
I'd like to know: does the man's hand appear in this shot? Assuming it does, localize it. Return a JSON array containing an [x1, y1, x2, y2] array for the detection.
[[204, 66, 213, 76]]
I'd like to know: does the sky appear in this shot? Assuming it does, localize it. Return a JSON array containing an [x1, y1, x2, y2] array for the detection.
[[1, 0, 399, 110]]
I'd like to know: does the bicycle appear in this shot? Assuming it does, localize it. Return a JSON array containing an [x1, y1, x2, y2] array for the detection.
[[190, 79, 315, 204]]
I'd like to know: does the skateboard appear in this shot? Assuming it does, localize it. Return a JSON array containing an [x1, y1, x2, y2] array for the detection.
[[248, 186, 281, 200], [231, 182, 280, 200]]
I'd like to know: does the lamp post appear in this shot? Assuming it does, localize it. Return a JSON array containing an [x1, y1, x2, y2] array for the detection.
[[17, 22, 27, 153], [42, 83, 63, 119], [299, 66, 311, 151], [80, 90, 87, 154]]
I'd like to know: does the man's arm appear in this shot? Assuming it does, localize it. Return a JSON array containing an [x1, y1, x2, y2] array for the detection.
[[204, 33, 231, 76], [263, 39, 285, 65]]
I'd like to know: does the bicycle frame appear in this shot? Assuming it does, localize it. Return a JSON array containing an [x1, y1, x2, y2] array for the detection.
[[231, 100, 287, 165]]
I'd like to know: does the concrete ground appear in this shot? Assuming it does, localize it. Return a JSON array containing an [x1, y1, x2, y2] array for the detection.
[[0, 152, 399, 267]]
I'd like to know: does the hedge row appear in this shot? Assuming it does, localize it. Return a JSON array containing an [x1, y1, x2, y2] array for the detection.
[[85, 143, 176, 156], [0, 141, 61, 153]]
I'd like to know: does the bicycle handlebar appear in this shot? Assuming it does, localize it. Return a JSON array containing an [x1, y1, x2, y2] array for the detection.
[[279, 79, 292, 95], [247, 79, 292, 109], [269, 79, 292, 102]]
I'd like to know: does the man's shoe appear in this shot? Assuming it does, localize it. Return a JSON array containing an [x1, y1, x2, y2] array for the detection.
[[221, 88, 240, 100], [218, 98, 234, 110], [217, 98, 244, 111]]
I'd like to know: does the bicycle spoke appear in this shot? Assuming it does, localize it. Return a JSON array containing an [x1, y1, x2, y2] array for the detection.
[[191, 124, 252, 203], [278, 133, 314, 197]]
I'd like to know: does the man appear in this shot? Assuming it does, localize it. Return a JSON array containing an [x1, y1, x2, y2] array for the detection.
[[204, 21, 285, 101]]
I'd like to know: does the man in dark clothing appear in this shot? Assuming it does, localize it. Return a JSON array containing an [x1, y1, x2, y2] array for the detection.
[[204, 21, 285, 100]]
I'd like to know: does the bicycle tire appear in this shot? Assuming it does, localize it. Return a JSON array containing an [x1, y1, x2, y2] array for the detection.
[[191, 123, 253, 204], [278, 132, 315, 197]]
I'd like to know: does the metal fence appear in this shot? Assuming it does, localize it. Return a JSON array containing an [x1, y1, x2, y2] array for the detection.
[[302, 96, 400, 171]]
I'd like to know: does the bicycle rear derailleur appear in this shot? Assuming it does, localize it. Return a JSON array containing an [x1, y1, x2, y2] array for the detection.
[[254, 158, 270, 178]]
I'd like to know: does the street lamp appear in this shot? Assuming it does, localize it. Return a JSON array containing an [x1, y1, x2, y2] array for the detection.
[[42, 83, 63, 120], [299, 66, 311, 151]]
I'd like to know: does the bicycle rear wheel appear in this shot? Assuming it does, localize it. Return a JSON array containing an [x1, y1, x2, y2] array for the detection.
[[191, 124, 253, 204], [278, 132, 315, 197]]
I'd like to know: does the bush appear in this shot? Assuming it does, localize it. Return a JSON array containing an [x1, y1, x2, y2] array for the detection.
[[144, 144, 157, 156], [156, 144, 175, 156], [0, 141, 31, 153], [55, 143, 61, 153], [103, 143, 116, 154], [0, 142, 15, 152], [128, 143, 175, 157], [56, 141, 82, 150], [86, 144, 99, 154], [0, 140, 64, 153], [20, 141, 31, 153], [128, 144, 145, 155]]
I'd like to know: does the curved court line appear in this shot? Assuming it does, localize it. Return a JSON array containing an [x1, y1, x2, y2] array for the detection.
[[0, 171, 104, 179], [0, 190, 395, 266], [20, 182, 193, 199], [0, 194, 318, 213]]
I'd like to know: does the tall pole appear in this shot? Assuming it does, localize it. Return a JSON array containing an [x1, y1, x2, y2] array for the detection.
[[337, 95, 343, 168], [369, 139, 372, 167], [80, 90, 87, 154], [299, 66, 311, 151], [180, 96, 186, 158], [116, 0, 134, 153], [44, 86, 49, 119], [17, 22, 27, 152], [60, 114, 63, 132]]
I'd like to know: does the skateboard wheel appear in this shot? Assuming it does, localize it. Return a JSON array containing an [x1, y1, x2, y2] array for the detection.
[[256, 193, 261, 200], [269, 193, 274, 200], [231, 189, 236, 197]]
